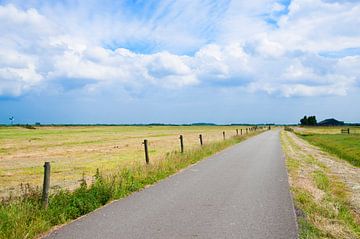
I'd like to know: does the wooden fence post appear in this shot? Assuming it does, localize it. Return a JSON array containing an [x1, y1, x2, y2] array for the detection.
[[246, 128, 248, 134], [199, 134, 203, 146], [179, 135, 184, 153], [236, 129, 239, 136], [223, 131, 226, 140], [241, 129, 243, 135], [143, 139, 149, 164], [348, 128, 350, 134], [42, 162, 50, 209]]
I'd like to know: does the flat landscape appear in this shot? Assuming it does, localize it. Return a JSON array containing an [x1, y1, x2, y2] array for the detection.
[[0, 125, 250, 197], [1, 125, 360, 239]]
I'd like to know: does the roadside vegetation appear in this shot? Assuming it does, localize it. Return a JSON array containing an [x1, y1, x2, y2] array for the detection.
[[0, 130, 261, 239], [281, 130, 360, 238]]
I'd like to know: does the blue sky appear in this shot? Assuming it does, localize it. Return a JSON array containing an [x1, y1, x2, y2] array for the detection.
[[0, 0, 360, 124]]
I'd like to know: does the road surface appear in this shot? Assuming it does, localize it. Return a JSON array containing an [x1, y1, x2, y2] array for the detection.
[[45, 130, 298, 239]]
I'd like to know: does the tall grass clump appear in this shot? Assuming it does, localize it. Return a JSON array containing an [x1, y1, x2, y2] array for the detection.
[[0, 132, 259, 239]]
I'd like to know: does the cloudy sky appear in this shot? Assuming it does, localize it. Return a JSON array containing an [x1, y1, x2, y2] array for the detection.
[[0, 0, 359, 124]]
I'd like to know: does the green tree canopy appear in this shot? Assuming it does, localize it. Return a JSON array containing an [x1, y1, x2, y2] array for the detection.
[[300, 115, 317, 126]]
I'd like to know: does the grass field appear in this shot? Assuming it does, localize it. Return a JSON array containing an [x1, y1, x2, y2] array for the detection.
[[0, 125, 254, 197], [0, 126, 262, 239], [293, 126, 360, 167], [294, 126, 360, 135], [299, 134, 360, 167]]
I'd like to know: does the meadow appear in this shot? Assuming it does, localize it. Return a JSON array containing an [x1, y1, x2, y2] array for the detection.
[[294, 126, 360, 167], [0, 125, 252, 197], [0, 125, 262, 239], [294, 126, 360, 135]]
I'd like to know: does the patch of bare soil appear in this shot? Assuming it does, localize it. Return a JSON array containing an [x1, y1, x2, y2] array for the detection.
[[288, 132, 360, 214]]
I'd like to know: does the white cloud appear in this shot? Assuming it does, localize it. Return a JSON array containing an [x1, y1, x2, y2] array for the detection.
[[0, 1, 360, 98], [0, 64, 43, 96], [146, 52, 198, 88], [275, 0, 360, 52], [271, 3, 286, 12]]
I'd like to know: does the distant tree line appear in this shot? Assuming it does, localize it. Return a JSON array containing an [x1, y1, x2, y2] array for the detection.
[[300, 116, 317, 126]]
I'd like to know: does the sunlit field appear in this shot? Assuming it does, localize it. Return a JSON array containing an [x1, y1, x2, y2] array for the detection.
[[293, 126, 360, 167], [294, 126, 360, 135], [0, 125, 254, 197]]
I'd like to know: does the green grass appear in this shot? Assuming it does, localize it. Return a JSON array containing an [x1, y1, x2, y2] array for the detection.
[[299, 133, 360, 167], [291, 166, 360, 239], [293, 190, 327, 239], [281, 131, 360, 238], [0, 133, 257, 239]]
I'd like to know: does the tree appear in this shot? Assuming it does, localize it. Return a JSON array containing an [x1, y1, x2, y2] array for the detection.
[[308, 116, 317, 126], [300, 116, 308, 125], [300, 115, 317, 126]]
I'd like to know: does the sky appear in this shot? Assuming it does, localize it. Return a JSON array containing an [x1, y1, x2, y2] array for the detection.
[[0, 0, 360, 124]]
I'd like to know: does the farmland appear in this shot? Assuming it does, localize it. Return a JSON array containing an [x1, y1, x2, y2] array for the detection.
[[294, 126, 360, 135], [0, 125, 253, 197], [0, 125, 262, 239], [293, 126, 360, 167]]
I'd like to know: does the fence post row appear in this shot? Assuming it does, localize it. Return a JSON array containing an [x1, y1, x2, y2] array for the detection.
[[179, 135, 184, 153], [143, 139, 149, 164], [42, 162, 50, 209], [39, 126, 273, 210]]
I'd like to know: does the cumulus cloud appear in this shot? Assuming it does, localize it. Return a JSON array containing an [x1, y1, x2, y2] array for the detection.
[[0, 1, 359, 98]]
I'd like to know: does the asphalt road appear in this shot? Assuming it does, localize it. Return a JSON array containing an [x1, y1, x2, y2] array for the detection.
[[45, 130, 298, 239]]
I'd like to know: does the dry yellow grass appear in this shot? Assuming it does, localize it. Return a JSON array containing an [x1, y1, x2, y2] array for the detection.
[[294, 126, 360, 135], [0, 125, 253, 197]]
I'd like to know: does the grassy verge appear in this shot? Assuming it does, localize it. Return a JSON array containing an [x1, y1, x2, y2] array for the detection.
[[0, 132, 260, 239], [281, 131, 360, 238], [297, 133, 360, 167]]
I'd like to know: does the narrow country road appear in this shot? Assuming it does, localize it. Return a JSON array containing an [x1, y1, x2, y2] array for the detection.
[[45, 130, 298, 239]]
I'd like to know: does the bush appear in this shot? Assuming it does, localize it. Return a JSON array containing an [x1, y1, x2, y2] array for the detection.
[[284, 127, 294, 132]]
